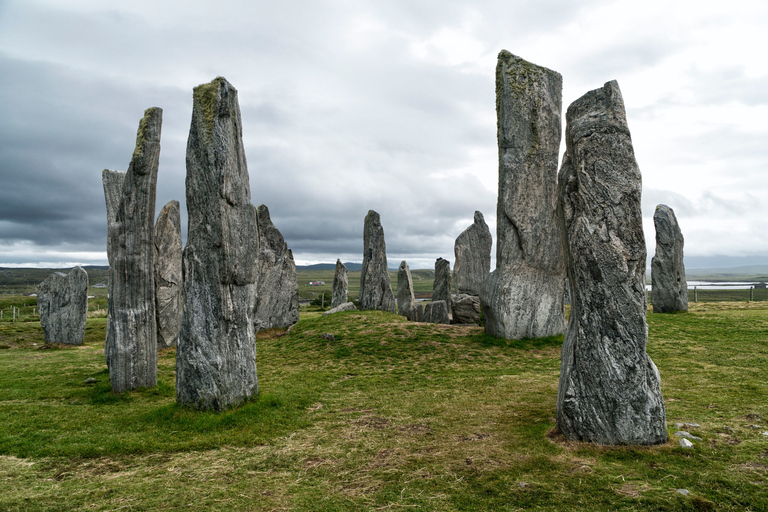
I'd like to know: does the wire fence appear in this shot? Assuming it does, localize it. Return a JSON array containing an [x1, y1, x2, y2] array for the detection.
[[647, 286, 768, 304]]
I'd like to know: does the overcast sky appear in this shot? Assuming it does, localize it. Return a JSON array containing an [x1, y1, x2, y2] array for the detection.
[[1, 0, 767, 270]]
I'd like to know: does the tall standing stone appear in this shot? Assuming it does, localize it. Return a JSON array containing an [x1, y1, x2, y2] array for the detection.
[[481, 50, 566, 340], [433, 258, 453, 318], [37, 267, 88, 345], [556, 80, 667, 445], [331, 259, 348, 308], [651, 204, 688, 313], [102, 169, 126, 365], [105, 107, 162, 392], [154, 200, 182, 348], [454, 211, 492, 296], [254, 204, 299, 332], [177, 77, 260, 411], [359, 210, 396, 313], [397, 260, 421, 321]]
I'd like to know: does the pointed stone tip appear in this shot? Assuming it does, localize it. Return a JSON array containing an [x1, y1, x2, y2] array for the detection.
[[473, 211, 484, 223]]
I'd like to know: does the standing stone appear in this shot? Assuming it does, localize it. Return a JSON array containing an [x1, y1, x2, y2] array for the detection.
[[154, 200, 182, 349], [481, 50, 566, 340], [359, 210, 396, 313], [433, 258, 453, 319], [177, 77, 259, 411], [37, 267, 88, 345], [451, 294, 481, 325], [102, 169, 126, 366], [397, 260, 421, 322], [254, 204, 299, 332], [331, 259, 348, 308], [423, 300, 450, 324], [556, 80, 667, 445], [105, 107, 162, 392], [651, 205, 688, 313], [454, 211, 492, 296]]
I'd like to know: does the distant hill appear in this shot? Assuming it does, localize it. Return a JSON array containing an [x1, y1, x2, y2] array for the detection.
[[296, 262, 363, 271], [685, 265, 768, 282]]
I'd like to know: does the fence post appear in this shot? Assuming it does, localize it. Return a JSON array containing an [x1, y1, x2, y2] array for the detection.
[[750, 286, 754, 302], [694, 286, 697, 303]]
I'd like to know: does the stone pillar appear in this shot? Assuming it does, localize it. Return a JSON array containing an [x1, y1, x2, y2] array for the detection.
[[37, 266, 88, 345], [397, 260, 421, 321], [454, 211, 492, 296], [651, 204, 688, 313], [331, 259, 348, 308], [359, 210, 396, 313], [433, 258, 452, 318], [102, 168, 126, 366], [154, 200, 182, 349]]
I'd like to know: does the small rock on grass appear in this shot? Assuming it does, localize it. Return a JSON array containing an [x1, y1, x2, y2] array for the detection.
[[84, 377, 97, 384], [675, 422, 700, 430], [677, 489, 690, 496], [746, 413, 761, 422], [748, 425, 761, 429], [674, 431, 702, 441], [320, 333, 335, 342], [761, 432, 768, 436], [679, 438, 694, 449]]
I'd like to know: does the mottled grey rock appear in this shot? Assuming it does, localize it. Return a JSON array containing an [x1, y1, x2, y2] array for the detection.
[[397, 260, 421, 321], [105, 108, 162, 392], [320, 333, 335, 342], [674, 431, 702, 441], [677, 489, 690, 496], [652, 204, 688, 313], [481, 50, 566, 340], [433, 258, 452, 318], [332, 259, 349, 308], [37, 266, 88, 345], [451, 294, 481, 325], [359, 210, 396, 313], [556, 80, 667, 445], [679, 439, 694, 449], [102, 168, 126, 365], [454, 211, 492, 296], [424, 300, 450, 324], [154, 200, 182, 349], [177, 77, 259, 411], [254, 204, 299, 332], [675, 422, 700, 430], [322, 302, 358, 316]]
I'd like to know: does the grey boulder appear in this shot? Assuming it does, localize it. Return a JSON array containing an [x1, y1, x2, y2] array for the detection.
[[322, 302, 358, 316], [37, 266, 88, 345], [424, 300, 450, 324], [451, 294, 481, 325]]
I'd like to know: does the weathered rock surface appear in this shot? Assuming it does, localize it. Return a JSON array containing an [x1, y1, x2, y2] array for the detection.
[[102, 168, 126, 365], [176, 77, 259, 411], [454, 211, 492, 296], [322, 302, 358, 316], [481, 50, 566, 340], [37, 267, 88, 345], [359, 210, 396, 313], [433, 258, 453, 318], [556, 80, 667, 445], [105, 107, 162, 392], [397, 260, 421, 322], [154, 200, 182, 349], [451, 294, 481, 325], [254, 204, 299, 332], [651, 204, 688, 313], [332, 259, 348, 308], [424, 300, 450, 324]]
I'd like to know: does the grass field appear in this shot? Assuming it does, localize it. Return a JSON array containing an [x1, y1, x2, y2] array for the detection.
[[0, 300, 766, 510]]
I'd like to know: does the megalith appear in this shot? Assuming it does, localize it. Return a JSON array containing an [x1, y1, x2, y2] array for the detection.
[[359, 210, 396, 313], [102, 168, 126, 365], [254, 204, 299, 332], [397, 260, 421, 322], [37, 266, 88, 345], [556, 80, 667, 445], [154, 200, 182, 349], [451, 294, 481, 325], [105, 107, 162, 392], [424, 300, 450, 324], [481, 50, 566, 340], [331, 259, 348, 308], [651, 204, 688, 313], [176, 77, 260, 411], [433, 258, 452, 318], [454, 211, 492, 296]]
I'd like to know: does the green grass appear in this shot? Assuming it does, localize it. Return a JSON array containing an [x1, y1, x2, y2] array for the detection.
[[0, 302, 766, 510]]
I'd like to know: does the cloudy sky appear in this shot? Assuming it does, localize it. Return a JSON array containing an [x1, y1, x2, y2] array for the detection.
[[1, 0, 766, 270]]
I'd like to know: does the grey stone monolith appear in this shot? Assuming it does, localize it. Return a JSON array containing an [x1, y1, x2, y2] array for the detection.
[[556, 80, 667, 445], [37, 266, 88, 345], [359, 210, 396, 313], [433, 258, 452, 318], [102, 168, 126, 365], [254, 204, 299, 332], [176, 77, 259, 411], [451, 294, 481, 325], [454, 211, 492, 296], [154, 200, 182, 349], [332, 259, 348, 308], [424, 300, 450, 324], [481, 50, 566, 340], [397, 260, 421, 322], [651, 205, 688, 313], [105, 107, 162, 392]]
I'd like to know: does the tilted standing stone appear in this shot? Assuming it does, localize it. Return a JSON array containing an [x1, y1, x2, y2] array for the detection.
[[254, 204, 299, 332], [154, 200, 182, 349], [331, 259, 348, 308], [481, 50, 566, 340], [359, 210, 396, 313], [177, 77, 259, 411], [556, 80, 667, 445], [102, 168, 126, 365], [37, 266, 88, 345], [454, 211, 492, 296], [397, 260, 421, 322], [105, 107, 162, 392], [433, 258, 452, 318], [651, 204, 688, 313]]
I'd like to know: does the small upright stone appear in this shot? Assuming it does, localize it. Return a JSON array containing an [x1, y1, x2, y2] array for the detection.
[[454, 211, 492, 296], [424, 300, 450, 324], [397, 260, 421, 321], [556, 80, 667, 445], [154, 200, 182, 349], [332, 259, 349, 308], [37, 267, 88, 345], [651, 204, 688, 313], [359, 210, 396, 313], [254, 204, 299, 332], [177, 77, 259, 411], [433, 258, 452, 318]]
